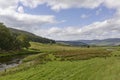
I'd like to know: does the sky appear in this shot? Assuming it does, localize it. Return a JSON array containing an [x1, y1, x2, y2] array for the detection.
[[0, 0, 120, 40]]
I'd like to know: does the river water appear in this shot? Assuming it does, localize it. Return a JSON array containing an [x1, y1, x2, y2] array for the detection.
[[0, 56, 23, 71]]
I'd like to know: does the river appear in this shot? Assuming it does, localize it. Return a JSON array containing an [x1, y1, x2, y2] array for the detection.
[[0, 56, 24, 71]]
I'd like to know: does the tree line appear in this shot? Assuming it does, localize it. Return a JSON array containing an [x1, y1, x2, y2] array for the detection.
[[0, 23, 30, 51]]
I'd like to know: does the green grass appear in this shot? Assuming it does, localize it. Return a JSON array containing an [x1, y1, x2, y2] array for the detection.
[[30, 42, 112, 60], [0, 49, 41, 58], [0, 42, 120, 80], [0, 57, 120, 80]]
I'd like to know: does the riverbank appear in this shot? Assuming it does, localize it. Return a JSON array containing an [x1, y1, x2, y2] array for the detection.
[[0, 49, 41, 72], [0, 49, 41, 58]]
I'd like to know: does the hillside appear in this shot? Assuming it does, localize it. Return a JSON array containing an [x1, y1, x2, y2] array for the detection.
[[58, 38, 120, 46], [56, 41, 89, 47], [78, 38, 120, 46], [9, 28, 56, 44]]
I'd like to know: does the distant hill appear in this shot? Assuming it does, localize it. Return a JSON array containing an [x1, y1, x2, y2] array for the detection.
[[9, 28, 56, 44], [57, 38, 120, 46], [77, 38, 120, 46], [56, 41, 89, 47]]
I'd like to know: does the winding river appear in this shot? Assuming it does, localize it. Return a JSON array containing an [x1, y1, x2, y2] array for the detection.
[[0, 56, 24, 71]]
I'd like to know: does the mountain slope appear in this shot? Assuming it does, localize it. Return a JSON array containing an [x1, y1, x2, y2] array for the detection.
[[9, 28, 56, 44], [56, 41, 89, 47], [57, 38, 120, 46], [78, 38, 120, 46]]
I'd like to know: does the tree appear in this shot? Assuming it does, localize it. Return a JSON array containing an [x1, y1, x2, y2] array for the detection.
[[17, 34, 31, 49], [0, 23, 31, 51], [0, 23, 14, 50]]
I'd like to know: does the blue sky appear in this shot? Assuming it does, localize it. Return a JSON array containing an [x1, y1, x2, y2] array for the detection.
[[0, 0, 120, 40], [24, 4, 115, 28]]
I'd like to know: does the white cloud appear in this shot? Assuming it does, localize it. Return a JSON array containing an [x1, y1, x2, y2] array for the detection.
[[0, 12, 55, 28], [104, 0, 120, 9], [17, 6, 24, 13], [38, 17, 120, 40], [36, 0, 120, 40], [20, 0, 45, 8], [0, 0, 56, 31], [19, 0, 120, 13], [19, 0, 104, 11], [0, 0, 18, 9], [0, 0, 120, 40]]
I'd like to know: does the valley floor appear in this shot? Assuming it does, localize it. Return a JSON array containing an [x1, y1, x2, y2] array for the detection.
[[0, 57, 120, 80], [0, 42, 120, 80]]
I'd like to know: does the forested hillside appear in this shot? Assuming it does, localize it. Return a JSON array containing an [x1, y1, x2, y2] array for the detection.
[[0, 23, 30, 50], [0, 23, 55, 51], [9, 28, 55, 44]]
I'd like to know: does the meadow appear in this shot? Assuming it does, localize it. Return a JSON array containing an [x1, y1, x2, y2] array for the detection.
[[0, 42, 120, 80]]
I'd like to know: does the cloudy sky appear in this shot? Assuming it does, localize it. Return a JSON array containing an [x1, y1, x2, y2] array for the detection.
[[0, 0, 120, 40]]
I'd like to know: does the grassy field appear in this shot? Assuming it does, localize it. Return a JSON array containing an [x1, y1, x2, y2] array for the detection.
[[0, 42, 120, 80], [0, 49, 41, 58]]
